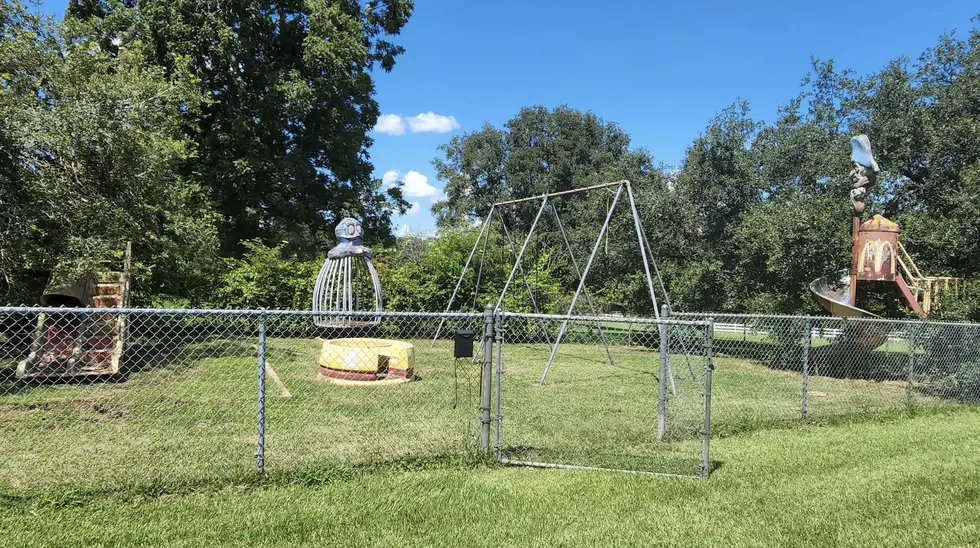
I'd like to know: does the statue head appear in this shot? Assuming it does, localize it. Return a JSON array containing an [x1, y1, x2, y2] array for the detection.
[[850, 135, 879, 174], [849, 135, 879, 213], [335, 218, 364, 244], [328, 218, 372, 259]]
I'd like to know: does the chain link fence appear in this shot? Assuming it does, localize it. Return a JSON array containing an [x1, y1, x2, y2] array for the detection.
[[3, 305, 978, 492], [670, 310, 980, 435], [0, 307, 486, 493], [494, 312, 713, 477]]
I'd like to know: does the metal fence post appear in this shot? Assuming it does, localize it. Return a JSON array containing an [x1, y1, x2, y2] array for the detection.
[[801, 318, 811, 420], [907, 322, 919, 410], [493, 309, 505, 460], [480, 304, 494, 451], [255, 310, 267, 474], [658, 305, 669, 441], [699, 317, 714, 478]]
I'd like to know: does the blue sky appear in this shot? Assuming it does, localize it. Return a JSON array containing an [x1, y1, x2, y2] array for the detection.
[[39, 0, 980, 236]]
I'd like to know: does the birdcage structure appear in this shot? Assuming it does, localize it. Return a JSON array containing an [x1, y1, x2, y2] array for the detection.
[[312, 218, 383, 328]]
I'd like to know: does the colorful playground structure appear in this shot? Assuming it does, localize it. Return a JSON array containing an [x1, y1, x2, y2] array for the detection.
[[16, 244, 132, 379], [809, 136, 966, 319], [312, 218, 416, 384], [317, 337, 415, 385]]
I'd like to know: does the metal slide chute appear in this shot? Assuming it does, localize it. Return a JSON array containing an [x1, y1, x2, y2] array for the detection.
[[809, 270, 878, 319]]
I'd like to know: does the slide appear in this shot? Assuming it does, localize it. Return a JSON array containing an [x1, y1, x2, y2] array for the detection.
[[809, 270, 879, 318], [16, 270, 130, 379], [809, 270, 888, 352]]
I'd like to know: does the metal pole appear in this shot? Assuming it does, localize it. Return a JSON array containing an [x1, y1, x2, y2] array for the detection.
[[432, 205, 496, 346], [638, 220, 695, 382], [699, 318, 714, 478], [495, 198, 549, 311], [480, 304, 494, 451], [255, 311, 267, 474], [801, 318, 811, 420], [906, 322, 920, 410], [661, 304, 677, 397], [493, 180, 628, 206], [657, 308, 668, 441], [625, 182, 660, 320], [471, 212, 494, 309], [539, 185, 624, 384], [493, 309, 505, 460], [496, 209, 550, 338], [472, 199, 550, 361], [551, 202, 614, 365]]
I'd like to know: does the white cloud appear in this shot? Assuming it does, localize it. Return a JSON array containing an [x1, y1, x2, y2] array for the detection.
[[406, 112, 460, 133], [374, 114, 406, 135], [382, 169, 400, 186], [406, 202, 421, 216], [395, 224, 412, 237], [401, 170, 439, 198]]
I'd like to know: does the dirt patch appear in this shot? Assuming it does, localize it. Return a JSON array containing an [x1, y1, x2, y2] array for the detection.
[[0, 397, 126, 421]]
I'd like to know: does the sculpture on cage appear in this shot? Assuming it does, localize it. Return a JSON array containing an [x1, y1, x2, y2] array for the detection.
[[312, 218, 383, 328]]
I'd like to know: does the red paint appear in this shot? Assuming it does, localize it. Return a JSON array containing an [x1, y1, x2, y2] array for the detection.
[[895, 275, 926, 318]]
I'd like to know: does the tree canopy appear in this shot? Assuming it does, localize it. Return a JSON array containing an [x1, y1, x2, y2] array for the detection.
[[1, 0, 415, 304], [2, 2, 978, 321], [0, 0, 216, 302], [68, 0, 414, 255], [431, 19, 980, 319]]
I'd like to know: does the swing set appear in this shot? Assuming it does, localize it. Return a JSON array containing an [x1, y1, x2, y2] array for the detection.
[[431, 180, 691, 386]]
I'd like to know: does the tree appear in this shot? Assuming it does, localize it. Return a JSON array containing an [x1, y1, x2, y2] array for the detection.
[[433, 105, 656, 229], [0, 0, 218, 303], [673, 101, 762, 249], [431, 105, 682, 315], [68, 0, 414, 255]]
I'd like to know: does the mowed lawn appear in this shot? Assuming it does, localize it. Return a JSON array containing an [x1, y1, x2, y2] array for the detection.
[[1, 324, 978, 546], [2, 407, 978, 547]]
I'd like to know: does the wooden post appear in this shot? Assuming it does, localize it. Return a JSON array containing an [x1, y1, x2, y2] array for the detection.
[[923, 280, 932, 314]]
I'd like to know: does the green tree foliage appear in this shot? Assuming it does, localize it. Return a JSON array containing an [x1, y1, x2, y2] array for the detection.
[[430, 19, 980, 318], [68, 0, 413, 255], [674, 101, 762, 248], [433, 106, 659, 228], [218, 239, 320, 309], [376, 229, 562, 314], [0, 0, 218, 303], [431, 105, 679, 315]]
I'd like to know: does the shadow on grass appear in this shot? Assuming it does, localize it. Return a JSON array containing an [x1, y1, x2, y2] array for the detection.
[[501, 445, 704, 477], [0, 449, 500, 511], [710, 403, 964, 438], [713, 338, 912, 381]]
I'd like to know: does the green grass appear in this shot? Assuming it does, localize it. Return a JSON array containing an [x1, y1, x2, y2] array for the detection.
[[1, 324, 977, 546], [0, 327, 961, 490], [2, 407, 978, 547]]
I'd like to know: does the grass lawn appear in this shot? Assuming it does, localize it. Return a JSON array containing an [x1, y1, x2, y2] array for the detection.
[[1, 316, 977, 546], [2, 406, 978, 547]]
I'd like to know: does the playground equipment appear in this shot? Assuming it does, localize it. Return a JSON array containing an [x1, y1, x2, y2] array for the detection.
[[313, 219, 416, 384], [16, 243, 132, 379], [810, 136, 965, 319], [317, 338, 415, 385], [312, 218, 383, 328], [432, 180, 684, 386]]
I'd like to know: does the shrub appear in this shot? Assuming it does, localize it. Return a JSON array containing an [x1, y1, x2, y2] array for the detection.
[[218, 240, 320, 310]]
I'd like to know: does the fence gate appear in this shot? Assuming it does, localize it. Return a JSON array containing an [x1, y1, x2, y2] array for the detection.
[[493, 312, 712, 477]]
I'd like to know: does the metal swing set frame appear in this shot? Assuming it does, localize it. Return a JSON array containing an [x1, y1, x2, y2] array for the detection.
[[432, 180, 691, 386]]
